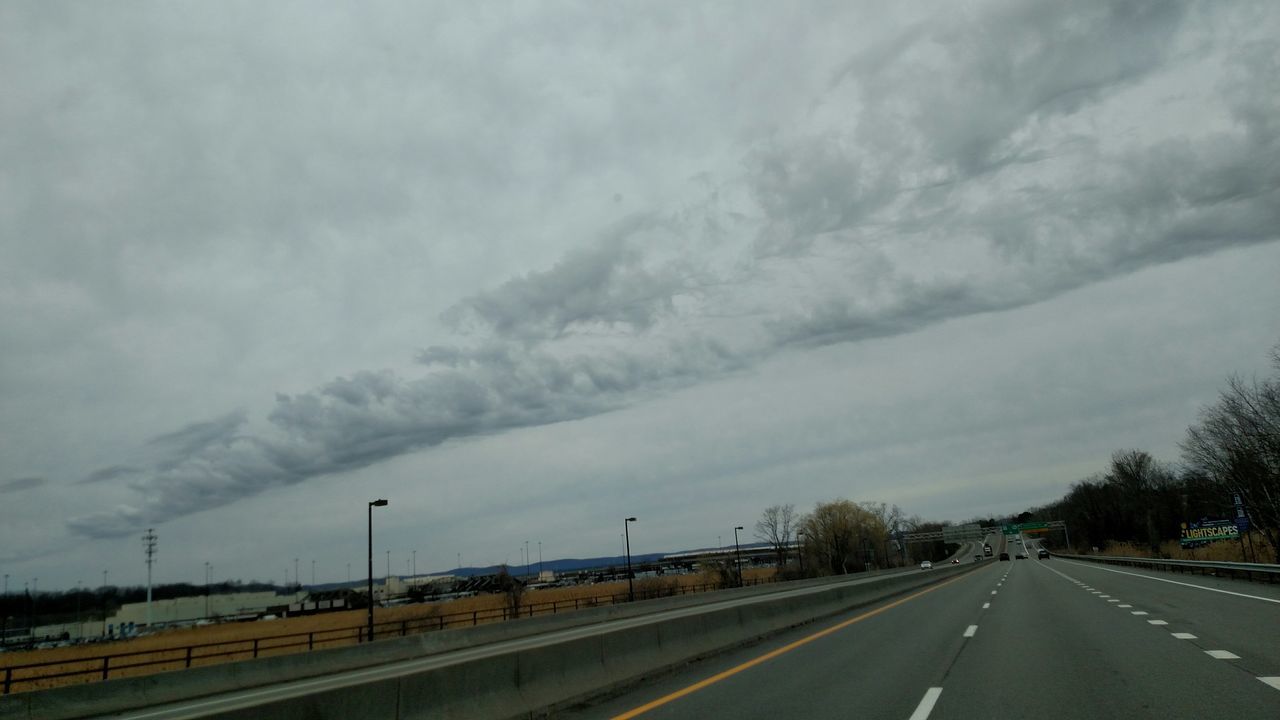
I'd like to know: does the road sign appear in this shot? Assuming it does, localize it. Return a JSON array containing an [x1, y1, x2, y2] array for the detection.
[[1003, 521, 1048, 534], [1235, 516, 1250, 533]]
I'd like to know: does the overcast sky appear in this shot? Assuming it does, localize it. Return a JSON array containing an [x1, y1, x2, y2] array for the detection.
[[3, 1, 1279, 592]]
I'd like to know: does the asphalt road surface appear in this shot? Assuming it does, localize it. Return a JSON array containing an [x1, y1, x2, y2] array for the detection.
[[564, 540, 1280, 719]]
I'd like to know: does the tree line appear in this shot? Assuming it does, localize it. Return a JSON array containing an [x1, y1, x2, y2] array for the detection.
[[1023, 342, 1279, 562]]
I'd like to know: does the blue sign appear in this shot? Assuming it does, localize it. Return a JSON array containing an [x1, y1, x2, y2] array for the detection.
[[1236, 516, 1250, 532]]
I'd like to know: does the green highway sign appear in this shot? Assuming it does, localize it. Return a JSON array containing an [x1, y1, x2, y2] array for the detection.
[[1003, 522, 1048, 533]]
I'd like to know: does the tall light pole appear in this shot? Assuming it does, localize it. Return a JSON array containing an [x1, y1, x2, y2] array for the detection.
[[347, 562, 351, 584], [524, 540, 530, 579], [367, 498, 388, 642], [311, 560, 316, 587], [101, 570, 108, 637], [624, 517, 637, 602], [294, 558, 299, 592], [733, 526, 744, 587], [204, 562, 211, 619], [75, 580, 82, 639], [797, 531, 805, 574], [538, 541, 543, 578], [412, 550, 416, 579], [142, 529, 157, 628]]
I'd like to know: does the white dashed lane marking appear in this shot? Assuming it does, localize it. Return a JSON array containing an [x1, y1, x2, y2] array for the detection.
[[1206, 650, 1240, 660], [908, 687, 943, 720], [982, 602, 990, 609], [1172, 633, 1197, 640], [1147, 620, 1168, 626], [1260, 677, 1280, 692], [1118, 604, 1132, 608], [1131, 611, 1149, 616], [963, 625, 978, 638]]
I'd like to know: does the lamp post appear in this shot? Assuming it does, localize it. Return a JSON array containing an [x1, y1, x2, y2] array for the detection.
[[367, 498, 388, 642], [624, 517, 637, 602], [733, 526, 744, 587], [294, 558, 299, 592], [204, 562, 211, 619], [797, 531, 805, 574], [538, 541, 543, 579]]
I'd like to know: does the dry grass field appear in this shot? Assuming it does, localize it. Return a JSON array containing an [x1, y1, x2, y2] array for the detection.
[[1094, 532, 1270, 563], [1, 567, 777, 694]]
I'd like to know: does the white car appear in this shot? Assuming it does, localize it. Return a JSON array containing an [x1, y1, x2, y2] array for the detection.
[[920, 561, 933, 570]]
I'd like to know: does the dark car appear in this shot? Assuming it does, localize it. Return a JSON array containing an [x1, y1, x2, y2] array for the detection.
[[998, 552, 1010, 561], [1037, 548, 1050, 559]]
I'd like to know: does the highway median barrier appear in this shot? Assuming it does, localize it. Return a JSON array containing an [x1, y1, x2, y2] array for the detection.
[[0, 563, 981, 720]]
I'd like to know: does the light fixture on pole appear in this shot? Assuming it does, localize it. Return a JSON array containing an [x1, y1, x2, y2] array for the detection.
[[624, 518, 637, 602], [733, 526, 744, 587], [367, 499, 388, 642]]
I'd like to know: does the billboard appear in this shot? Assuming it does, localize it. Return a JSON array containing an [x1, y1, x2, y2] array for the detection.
[[1179, 518, 1240, 548]]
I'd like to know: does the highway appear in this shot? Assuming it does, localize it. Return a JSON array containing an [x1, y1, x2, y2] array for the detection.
[[566, 535, 1280, 719]]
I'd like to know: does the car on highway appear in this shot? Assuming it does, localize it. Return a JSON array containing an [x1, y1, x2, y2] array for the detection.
[[919, 561, 933, 570], [1015, 552, 1027, 559], [998, 552, 1010, 561], [1038, 548, 1050, 559], [974, 555, 983, 562], [951, 558, 960, 564]]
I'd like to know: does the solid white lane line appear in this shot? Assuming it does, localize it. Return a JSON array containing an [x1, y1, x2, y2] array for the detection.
[[1259, 677, 1280, 692], [908, 687, 943, 720], [1171, 632, 1197, 639], [964, 625, 978, 638], [1206, 650, 1240, 660], [1147, 620, 1168, 626], [1131, 611, 1149, 616], [1061, 561, 1280, 605]]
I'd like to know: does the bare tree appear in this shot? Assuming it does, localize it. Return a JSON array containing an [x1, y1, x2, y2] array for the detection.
[[754, 504, 797, 570], [798, 499, 890, 575], [1181, 353, 1280, 562]]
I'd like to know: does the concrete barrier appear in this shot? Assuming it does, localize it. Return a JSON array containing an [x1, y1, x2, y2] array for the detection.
[[0, 564, 981, 720]]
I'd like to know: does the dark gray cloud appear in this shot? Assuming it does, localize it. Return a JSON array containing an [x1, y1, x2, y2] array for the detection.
[[67, 337, 746, 538], [0, 476, 45, 494], [443, 216, 694, 343], [80, 465, 138, 484]]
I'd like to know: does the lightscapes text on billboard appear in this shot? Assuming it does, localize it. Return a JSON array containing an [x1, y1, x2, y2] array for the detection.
[[1179, 519, 1239, 548]]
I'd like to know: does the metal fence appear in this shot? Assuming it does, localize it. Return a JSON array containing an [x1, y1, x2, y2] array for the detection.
[[2, 576, 777, 695], [1055, 553, 1280, 583]]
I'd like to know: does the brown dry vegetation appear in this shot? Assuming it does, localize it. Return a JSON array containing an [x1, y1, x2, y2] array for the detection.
[[1, 566, 778, 694], [1095, 532, 1267, 563]]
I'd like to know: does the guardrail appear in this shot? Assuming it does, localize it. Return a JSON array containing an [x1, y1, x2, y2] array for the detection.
[[1055, 553, 1280, 583], [0, 576, 782, 695]]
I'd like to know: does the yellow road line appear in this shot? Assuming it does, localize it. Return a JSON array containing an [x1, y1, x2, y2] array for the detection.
[[610, 571, 975, 719]]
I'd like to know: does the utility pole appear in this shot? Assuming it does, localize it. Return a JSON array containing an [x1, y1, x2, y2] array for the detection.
[[538, 541, 543, 578], [142, 529, 157, 628], [102, 569, 109, 637], [294, 558, 299, 591], [385, 550, 390, 581], [204, 562, 211, 619], [412, 550, 416, 578]]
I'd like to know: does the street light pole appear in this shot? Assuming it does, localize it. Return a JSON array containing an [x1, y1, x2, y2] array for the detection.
[[797, 531, 805, 574], [367, 499, 388, 642], [538, 541, 543, 579], [204, 562, 211, 619], [294, 558, 299, 592], [624, 517, 637, 602], [733, 526, 744, 587]]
